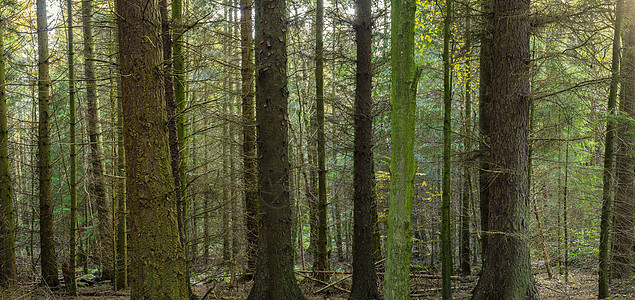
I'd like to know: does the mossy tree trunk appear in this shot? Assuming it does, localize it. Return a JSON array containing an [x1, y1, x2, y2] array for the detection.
[[159, 1, 194, 297], [246, 0, 305, 296], [471, 0, 537, 297], [441, 0, 453, 297], [599, 0, 622, 296], [37, 0, 60, 289], [116, 0, 188, 297], [384, 0, 417, 296], [82, 0, 113, 280], [0, 17, 17, 288], [349, 0, 381, 296]]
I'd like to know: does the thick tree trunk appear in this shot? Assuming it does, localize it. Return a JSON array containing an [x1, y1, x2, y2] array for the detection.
[[116, 1, 188, 297], [37, 0, 60, 288], [246, 0, 305, 296], [82, 0, 113, 280], [471, 0, 537, 297], [0, 17, 17, 288], [613, 0, 635, 280], [349, 0, 381, 296], [599, 0, 622, 296], [384, 0, 416, 296]]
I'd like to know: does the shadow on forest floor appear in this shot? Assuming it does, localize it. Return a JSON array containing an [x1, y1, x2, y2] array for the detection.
[[8, 268, 635, 299]]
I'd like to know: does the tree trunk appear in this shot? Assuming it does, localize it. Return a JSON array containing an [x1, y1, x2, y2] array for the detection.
[[384, 0, 417, 296], [460, 4, 472, 278], [441, 0, 453, 297], [82, 0, 113, 280], [204, 192, 211, 264], [599, 0, 622, 296], [314, 0, 329, 282], [37, 0, 60, 288], [613, 0, 635, 280], [307, 122, 318, 260], [0, 17, 17, 288], [172, 1, 191, 292], [65, 2, 78, 293], [563, 128, 570, 282], [115, 68, 127, 290], [532, 195, 552, 279], [231, 92, 240, 279], [116, 0, 188, 297], [241, 0, 258, 277], [246, 0, 305, 296], [471, 0, 537, 297], [222, 3, 232, 264], [349, 0, 381, 296], [159, 2, 193, 297], [334, 194, 344, 262], [478, 0, 492, 260]]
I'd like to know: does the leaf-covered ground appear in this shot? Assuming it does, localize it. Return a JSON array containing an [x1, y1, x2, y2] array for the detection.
[[9, 268, 635, 299]]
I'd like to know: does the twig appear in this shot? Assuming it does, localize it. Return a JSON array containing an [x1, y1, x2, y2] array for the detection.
[[295, 272, 350, 293], [377, 272, 462, 280], [201, 280, 218, 300], [314, 274, 353, 294]]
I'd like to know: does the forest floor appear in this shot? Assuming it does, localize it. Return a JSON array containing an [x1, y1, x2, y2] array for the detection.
[[7, 267, 635, 299]]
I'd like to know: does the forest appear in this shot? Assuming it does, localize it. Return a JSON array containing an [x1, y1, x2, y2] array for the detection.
[[0, 0, 634, 298]]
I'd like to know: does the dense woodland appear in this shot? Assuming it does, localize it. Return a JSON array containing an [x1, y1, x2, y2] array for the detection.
[[0, 0, 634, 298]]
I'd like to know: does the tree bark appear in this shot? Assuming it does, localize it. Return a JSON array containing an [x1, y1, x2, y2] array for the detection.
[[599, 0, 622, 296], [246, 0, 305, 296], [460, 4, 472, 278], [82, 0, 113, 280], [159, 1, 194, 297], [478, 0, 492, 259], [0, 17, 17, 288], [115, 70, 127, 290], [471, 0, 537, 297], [384, 0, 417, 296], [613, 0, 635, 280], [349, 0, 381, 296], [37, 0, 60, 288], [314, 0, 329, 282], [441, 0, 453, 297], [241, 0, 258, 277], [222, 3, 232, 264], [172, 1, 190, 289], [65, 1, 78, 293], [116, 0, 188, 297]]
